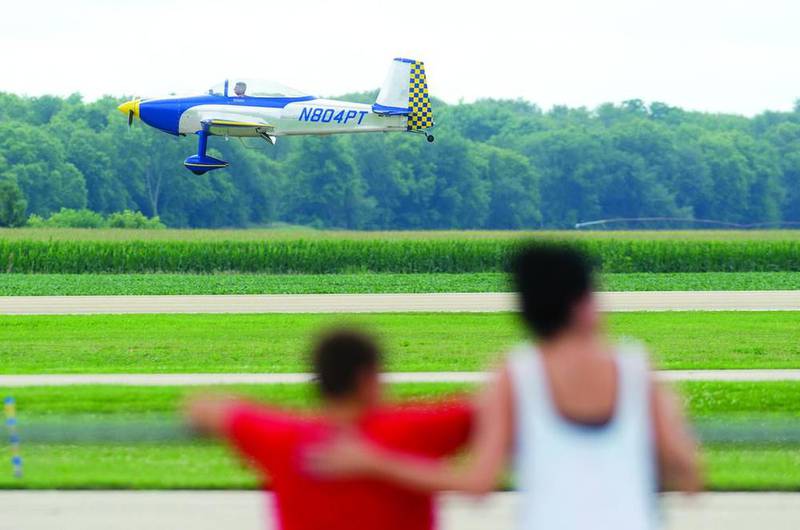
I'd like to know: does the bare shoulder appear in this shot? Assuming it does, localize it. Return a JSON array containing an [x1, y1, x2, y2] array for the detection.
[[473, 363, 515, 425]]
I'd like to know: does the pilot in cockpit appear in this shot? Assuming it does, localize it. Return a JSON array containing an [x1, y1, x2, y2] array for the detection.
[[233, 82, 247, 97]]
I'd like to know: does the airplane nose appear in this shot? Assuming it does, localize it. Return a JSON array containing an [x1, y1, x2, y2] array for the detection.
[[117, 99, 140, 120]]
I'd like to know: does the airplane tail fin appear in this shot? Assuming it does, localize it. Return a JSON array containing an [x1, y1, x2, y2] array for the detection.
[[374, 58, 434, 131]]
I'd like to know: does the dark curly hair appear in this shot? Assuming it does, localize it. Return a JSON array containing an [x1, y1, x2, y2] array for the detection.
[[512, 244, 594, 339], [312, 329, 381, 398]]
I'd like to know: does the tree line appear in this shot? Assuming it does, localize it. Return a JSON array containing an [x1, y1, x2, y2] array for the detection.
[[1, 90, 799, 228]]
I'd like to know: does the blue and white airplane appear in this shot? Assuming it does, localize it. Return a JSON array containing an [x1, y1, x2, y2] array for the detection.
[[118, 58, 434, 174]]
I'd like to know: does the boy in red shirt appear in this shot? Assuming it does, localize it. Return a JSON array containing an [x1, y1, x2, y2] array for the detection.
[[186, 329, 472, 530]]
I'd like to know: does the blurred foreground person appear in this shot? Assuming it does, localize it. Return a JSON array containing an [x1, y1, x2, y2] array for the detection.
[[311, 245, 701, 530], [186, 329, 471, 530]]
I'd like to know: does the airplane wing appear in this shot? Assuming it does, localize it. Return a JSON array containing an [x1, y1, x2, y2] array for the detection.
[[198, 113, 275, 136]]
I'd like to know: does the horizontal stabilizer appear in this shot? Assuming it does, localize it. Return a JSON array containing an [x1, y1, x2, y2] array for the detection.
[[372, 103, 411, 116]]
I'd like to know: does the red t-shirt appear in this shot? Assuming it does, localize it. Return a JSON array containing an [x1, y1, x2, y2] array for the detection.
[[225, 401, 472, 530]]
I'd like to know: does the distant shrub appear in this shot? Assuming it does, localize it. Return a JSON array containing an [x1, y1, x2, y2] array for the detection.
[[25, 214, 46, 228], [107, 210, 165, 229], [26, 209, 163, 229], [37, 208, 106, 228]]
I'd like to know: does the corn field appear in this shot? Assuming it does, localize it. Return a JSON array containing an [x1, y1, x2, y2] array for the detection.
[[2, 238, 799, 274]]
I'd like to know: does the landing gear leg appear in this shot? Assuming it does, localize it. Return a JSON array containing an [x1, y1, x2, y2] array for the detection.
[[183, 124, 229, 175], [411, 129, 435, 143]]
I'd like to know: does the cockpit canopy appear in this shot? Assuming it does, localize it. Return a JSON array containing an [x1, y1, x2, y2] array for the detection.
[[207, 79, 309, 98]]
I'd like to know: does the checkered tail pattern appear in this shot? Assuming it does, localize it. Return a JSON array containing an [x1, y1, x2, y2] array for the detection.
[[406, 61, 433, 131]]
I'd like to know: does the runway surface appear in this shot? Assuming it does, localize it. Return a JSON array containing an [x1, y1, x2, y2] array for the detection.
[[2, 369, 799, 387], [1, 290, 799, 315], [1, 491, 798, 530]]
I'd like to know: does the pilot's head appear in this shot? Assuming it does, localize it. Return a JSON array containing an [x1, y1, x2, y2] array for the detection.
[[234, 82, 247, 97]]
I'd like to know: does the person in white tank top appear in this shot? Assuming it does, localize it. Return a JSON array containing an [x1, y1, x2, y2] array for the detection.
[[310, 245, 701, 530], [508, 341, 658, 529]]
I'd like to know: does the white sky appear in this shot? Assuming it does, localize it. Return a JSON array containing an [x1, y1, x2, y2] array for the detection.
[[1, 0, 798, 115]]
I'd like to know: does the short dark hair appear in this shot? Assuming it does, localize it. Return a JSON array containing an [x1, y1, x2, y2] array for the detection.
[[312, 329, 381, 399], [511, 244, 594, 339]]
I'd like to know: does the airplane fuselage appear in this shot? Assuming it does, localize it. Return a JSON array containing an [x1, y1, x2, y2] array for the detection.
[[118, 58, 434, 173], [135, 94, 407, 138], [183, 97, 406, 137]]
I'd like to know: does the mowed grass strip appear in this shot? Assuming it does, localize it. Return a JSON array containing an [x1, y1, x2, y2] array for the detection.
[[1, 312, 799, 374], [3, 382, 799, 490], [3, 272, 800, 296], [4, 228, 800, 242], [7, 444, 797, 491], [8, 383, 473, 417], [0, 273, 510, 296], [8, 381, 800, 418]]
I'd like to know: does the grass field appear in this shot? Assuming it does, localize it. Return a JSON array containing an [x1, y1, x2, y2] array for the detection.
[[3, 272, 800, 296], [3, 382, 798, 490], [4, 228, 800, 241], [3, 228, 798, 493], [2, 312, 799, 374], [0, 227, 800, 491]]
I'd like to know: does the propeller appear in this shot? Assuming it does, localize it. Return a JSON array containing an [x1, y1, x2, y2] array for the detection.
[[117, 99, 141, 128]]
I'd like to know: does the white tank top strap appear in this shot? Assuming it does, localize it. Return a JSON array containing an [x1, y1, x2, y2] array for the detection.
[[506, 343, 555, 426], [614, 341, 652, 423]]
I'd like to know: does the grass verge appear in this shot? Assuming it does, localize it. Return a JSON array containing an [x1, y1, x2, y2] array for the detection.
[[4, 228, 800, 242], [2, 272, 800, 296], [2, 312, 799, 374], [6, 445, 797, 491], [6, 381, 800, 418]]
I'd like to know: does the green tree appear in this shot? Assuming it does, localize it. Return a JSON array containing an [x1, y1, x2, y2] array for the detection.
[[0, 179, 27, 227], [0, 122, 87, 215], [351, 134, 413, 227], [423, 134, 490, 228], [765, 122, 800, 221], [2, 90, 800, 229], [286, 136, 375, 228], [523, 128, 605, 227], [65, 128, 131, 213], [481, 146, 541, 228]]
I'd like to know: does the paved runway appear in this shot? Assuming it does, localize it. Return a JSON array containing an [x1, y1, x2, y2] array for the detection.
[[1, 491, 798, 530], [2, 369, 799, 387], [1, 290, 799, 315]]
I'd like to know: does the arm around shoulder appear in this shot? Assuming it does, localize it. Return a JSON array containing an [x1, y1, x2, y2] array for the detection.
[[310, 366, 514, 494]]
